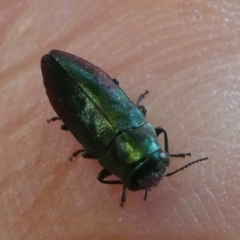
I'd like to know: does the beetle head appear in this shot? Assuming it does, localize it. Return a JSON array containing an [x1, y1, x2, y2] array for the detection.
[[124, 150, 170, 191]]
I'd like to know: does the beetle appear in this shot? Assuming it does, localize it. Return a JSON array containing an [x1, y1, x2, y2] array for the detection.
[[41, 50, 208, 206]]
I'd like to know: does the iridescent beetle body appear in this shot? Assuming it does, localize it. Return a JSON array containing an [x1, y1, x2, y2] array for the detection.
[[41, 50, 207, 206]]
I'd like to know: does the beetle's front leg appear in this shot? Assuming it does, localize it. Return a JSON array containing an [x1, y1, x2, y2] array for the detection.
[[155, 126, 191, 158], [120, 186, 127, 207], [97, 169, 123, 185], [144, 189, 151, 201], [155, 126, 169, 153], [97, 169, 127, 206]]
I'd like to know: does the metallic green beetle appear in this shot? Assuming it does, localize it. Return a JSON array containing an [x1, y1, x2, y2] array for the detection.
[[41, 50, 207, 206]]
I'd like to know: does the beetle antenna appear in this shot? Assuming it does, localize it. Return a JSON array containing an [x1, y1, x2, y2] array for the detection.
[[169, 153, 191, 158], [165, 157, 208, 177]]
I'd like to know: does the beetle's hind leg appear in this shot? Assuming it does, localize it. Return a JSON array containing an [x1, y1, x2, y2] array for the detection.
[[60, 125, 69, 131], [47, 116, 69, 131], [47, 116, 60, 123], [47, 117, 94, 160], [137, 90, 149, 116], [69, 149, 95, 161]]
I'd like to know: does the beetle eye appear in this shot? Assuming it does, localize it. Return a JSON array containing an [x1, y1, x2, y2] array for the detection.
[[159, 151, 170, 166]]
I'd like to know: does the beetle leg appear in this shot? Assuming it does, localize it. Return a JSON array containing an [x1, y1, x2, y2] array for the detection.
[[47, 116, 69, 131], [144, 189, 151, 201], [82, 151, 95, 158], [155, 127, 192, 157], [97, 168, 123, 184], [97, 169, 127, 206], [61, 125, 69, 131], [137, 90, 149, 116], [155, 126, 169, 153], [112, 78, 119, 85], [120, 186, 127, 207], [47, 116, 60, 123], [138, 105, 147, 116], [69, 149, 85, 161], [137, 90, 149, 105], [69, 149, 95, 161]]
